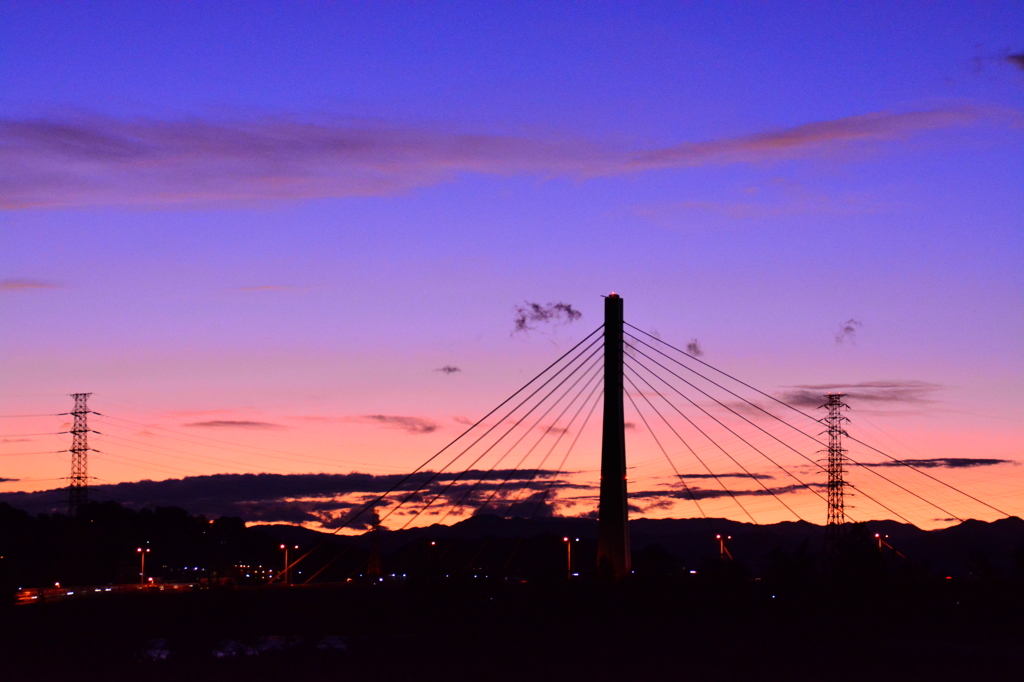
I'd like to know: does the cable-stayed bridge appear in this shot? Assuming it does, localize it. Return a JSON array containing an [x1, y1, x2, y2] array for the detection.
[[266, 293, 1010, 581], [0, 294, 1014, 582]]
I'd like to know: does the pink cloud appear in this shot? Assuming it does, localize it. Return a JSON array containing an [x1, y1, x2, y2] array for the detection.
[[630, 109, 982, 169], [0, 279, 58, 292], [184, 420, 287, 430], [0, 108, 990, 208]]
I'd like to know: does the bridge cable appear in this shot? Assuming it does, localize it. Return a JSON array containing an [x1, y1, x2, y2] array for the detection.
[[620, 345, 930, 525], [429, 368, 605, 573], [625, 362, 807, 522], [434, 357, 605, 526], [527, 384, 604, 521], [329, 353, 602, 579], [390, 342, 604, 530], [625, 323, 1006, 519], [277, 324, 605, 581], [626, 346, 827, 515], [486, 370, 604, 518], [374, 329, 598, 524], [621, 369, 758, 524], [621, 332, 922, 523], [276, 323, 602, 577], [499, 385, 605, 573], [623, 386, 715, 532]]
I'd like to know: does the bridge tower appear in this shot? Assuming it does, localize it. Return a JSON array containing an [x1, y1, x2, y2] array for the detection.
[[597, 293, 631, 578], [822, 393, 849, 551], [68, 392, 92, 517]]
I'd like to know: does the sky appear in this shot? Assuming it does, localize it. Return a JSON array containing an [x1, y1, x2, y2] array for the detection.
[[1, 2, 1022, 532]]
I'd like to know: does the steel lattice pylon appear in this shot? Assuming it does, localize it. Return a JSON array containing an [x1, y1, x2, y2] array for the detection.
[[822, 393, 849, 550], [68, 392, 91, 517]]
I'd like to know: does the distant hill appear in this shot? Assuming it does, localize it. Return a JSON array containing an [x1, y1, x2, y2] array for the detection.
[[253, 513, 1024, 579]]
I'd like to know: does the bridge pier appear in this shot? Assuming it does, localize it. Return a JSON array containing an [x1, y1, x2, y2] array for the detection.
[[597, 293, 631, 578]]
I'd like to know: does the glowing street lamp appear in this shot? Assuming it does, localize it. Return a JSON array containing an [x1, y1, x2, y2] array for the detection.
[[562, 537, 580, 579], [716, 534, 733, 561], [280, 544, 299, 585], [136, 547, 150, 585]]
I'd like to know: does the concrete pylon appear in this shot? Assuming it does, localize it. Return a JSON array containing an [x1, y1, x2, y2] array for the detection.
[[596, 293, 631, 578]]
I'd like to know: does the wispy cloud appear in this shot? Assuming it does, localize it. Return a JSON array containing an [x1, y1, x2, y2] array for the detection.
[[360, 415, 439, 434], [1007, 53, 1024, 72], [0, 108, 989, 208], [184, 420, 286, 430], [853, 457, 1014, 470], [631, 109, 981, 169], [633, 482, 823, 502], [834, 318, 862, 344], [0, 279, 58, 292], [677, 472, 774, 480], [780, 381, 942, 408], [231, 285, 307, 293]]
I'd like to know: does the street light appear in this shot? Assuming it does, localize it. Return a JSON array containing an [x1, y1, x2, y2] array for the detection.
[[562, 537, 579, 579], [280, 544, 299, 585], [716, 534, 733, 561], [136, 547, 150, 585]]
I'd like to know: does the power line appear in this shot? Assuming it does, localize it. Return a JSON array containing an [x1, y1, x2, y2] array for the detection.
[[0, 433, 61, 438], [0, 450, 66, 457], [0, 414, 60, 418], [95, 414, 410, 472]]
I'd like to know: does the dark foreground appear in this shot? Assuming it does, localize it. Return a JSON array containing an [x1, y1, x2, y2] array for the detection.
[[3, 575, 1023, 682]]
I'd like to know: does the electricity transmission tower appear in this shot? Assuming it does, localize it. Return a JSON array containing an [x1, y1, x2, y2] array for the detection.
[[822, 393, 849, 551], [68, 392, 92, 517]]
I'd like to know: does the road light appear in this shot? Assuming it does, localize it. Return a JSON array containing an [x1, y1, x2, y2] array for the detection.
[[280, 544, 299, 585], [562, 537, 580, 579], [716, 534, 733, 561], [136, 547, 151, 585]]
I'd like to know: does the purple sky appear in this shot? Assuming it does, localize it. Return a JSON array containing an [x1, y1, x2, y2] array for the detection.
[[1, 2, 1022, 529]]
